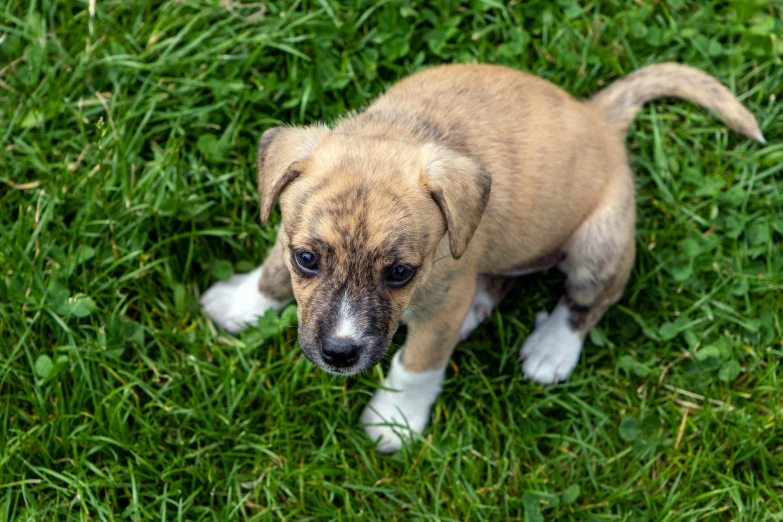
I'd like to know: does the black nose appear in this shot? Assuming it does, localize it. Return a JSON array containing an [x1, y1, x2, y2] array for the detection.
[[322, 337, 361, 367]]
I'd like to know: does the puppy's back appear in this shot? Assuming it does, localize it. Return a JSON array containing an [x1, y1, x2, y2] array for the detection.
[[350, 64, 625, 263]]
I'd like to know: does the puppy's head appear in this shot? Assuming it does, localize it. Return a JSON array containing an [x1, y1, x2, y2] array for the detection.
[[257, 125, 490, 374]]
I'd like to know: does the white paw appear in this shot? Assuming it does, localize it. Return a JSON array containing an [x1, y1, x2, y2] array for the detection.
[[458, 305, 491, 342], [361, 351, 445, 453], [458, 276, 500, 341], [361, 405, 420, 454], [200, 266, 289, 334], [520, 304, 583, 384]]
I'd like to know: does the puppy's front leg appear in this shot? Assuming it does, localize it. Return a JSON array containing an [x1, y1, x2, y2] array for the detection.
[[361, 274, 476, 453], [201, 234, 293, 334]]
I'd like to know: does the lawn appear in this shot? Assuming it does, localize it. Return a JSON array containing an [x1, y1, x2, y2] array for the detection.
[[1, 0, 782, 520]]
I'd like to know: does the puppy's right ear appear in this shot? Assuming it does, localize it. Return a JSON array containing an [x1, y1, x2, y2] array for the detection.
[[257, 124, 330, 223]]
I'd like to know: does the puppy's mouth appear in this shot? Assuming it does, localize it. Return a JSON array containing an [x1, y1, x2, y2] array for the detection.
[[318, 361, 373, 377], [298, 335, 390, 376]]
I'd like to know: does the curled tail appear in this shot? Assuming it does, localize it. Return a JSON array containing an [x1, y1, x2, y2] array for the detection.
[[589, 63, 766, 144]]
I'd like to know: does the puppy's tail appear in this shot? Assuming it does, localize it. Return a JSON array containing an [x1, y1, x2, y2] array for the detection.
[[589, 63, 766, 144]]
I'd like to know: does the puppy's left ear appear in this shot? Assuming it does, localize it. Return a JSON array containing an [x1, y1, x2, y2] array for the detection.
[[421, 144, 492, 259], [257, 124, 331, 223]]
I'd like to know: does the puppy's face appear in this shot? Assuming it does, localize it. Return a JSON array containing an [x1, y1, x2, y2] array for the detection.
[[258, 128, 490, 375], [279, 139, 445, 374]]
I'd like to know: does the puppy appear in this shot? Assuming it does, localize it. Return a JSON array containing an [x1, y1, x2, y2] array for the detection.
[[201, 63, 764, 452]]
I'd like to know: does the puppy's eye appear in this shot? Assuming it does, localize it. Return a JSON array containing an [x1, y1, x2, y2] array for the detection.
[[294, 250, 319, 275], [386, 265, 416, 287]]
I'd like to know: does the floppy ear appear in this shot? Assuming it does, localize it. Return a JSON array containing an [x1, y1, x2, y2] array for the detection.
[[421, 143, 492, 259], [257, 124, 331, 223]]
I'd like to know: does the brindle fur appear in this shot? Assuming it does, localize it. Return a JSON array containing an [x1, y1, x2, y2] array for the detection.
[[251, 63, 763, 373]]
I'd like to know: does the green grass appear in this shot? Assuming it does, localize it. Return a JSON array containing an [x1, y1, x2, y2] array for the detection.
[[1, 0, 782, 520]]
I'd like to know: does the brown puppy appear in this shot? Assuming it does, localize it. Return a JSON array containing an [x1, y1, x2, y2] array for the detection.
[[201, 63, 764, 452]]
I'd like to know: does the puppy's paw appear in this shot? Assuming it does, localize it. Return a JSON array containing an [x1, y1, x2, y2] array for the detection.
[[361, 352, 445, 453], [200, 266, 289, 334], [459, 275, 516, 341], [361, 403, 420, 454], [458, 303, 491, 342], [520, 304, 582, 384]]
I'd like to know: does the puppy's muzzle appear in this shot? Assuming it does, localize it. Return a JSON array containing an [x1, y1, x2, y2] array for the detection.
[[321, 336, 361, 368]]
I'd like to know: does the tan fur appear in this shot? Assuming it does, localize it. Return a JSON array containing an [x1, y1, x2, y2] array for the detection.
[[251, 62, 762, 375], [256, 231, 292, 301], [400, 271, 477, 373], [589, 63, 765, 142]]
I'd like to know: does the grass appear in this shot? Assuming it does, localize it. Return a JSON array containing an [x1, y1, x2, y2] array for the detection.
[[1, 0, 782, 520]]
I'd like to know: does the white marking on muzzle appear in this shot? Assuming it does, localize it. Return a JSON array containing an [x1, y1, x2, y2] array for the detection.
[[334, 293, 361, 339]]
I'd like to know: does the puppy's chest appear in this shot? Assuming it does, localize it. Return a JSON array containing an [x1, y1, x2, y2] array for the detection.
[[399, 271, 464, 324]]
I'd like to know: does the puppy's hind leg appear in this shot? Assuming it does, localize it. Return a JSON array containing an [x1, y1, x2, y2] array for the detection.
[[200, 233, 294, 334], [459, 275, 516, 341], [521, 171, 636, 384]]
